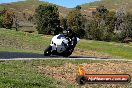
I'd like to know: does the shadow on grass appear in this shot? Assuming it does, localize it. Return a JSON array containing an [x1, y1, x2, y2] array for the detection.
[[0, 51, 109, 59]]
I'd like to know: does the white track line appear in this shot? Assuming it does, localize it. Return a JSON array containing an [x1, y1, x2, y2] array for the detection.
[[0, 57, 132, 62]]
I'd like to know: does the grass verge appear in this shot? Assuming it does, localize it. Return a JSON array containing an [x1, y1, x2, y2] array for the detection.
[[0, 59, 103, 88], [0, 59, 131, 88]]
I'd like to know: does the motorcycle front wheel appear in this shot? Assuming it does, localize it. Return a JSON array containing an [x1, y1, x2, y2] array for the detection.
[[44, 45, 52, 56]]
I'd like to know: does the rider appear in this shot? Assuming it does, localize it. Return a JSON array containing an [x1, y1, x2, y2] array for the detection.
[[63, 28, 77, 50]]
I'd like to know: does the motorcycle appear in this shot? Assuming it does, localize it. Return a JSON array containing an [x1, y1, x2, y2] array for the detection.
[[44, 34, 80, 57]]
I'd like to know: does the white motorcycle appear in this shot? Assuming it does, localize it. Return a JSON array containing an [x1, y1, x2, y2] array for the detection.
[[44, 34, 80, 57]]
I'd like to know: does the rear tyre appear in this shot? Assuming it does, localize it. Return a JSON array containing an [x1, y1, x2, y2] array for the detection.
[[44, 45, 52, 56]]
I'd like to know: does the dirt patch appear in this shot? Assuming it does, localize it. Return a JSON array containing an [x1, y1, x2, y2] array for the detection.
[[37, 61, 132, 87], [37, 63, 77, 84], [72, 48, 112, 59]]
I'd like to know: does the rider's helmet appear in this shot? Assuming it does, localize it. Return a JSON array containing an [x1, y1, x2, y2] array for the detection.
[[63, 28, 73, 37]]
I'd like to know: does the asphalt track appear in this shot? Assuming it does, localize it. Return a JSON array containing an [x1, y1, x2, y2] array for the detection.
[[0, 51, 101, 59], [0, 51, 132, 61]]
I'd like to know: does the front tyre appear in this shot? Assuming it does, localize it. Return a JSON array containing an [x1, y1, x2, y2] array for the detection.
[[44, 45, 52, 56]]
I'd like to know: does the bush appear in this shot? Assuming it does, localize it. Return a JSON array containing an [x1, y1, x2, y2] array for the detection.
[[67, 5, 86, 38], [35, 4, 60, 35], [2, 10, 14, 29]]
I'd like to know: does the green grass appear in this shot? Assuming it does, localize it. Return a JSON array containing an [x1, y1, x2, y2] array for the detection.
[[0, 28, 51, 53], [31, 59, 103, 67], [77, 40, 132, 59], [0, 60, 77, 88], [0, 59, 103, 88], [0, 28, 132, 59]]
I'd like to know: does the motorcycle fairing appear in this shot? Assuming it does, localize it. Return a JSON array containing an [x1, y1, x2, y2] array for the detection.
[[50, 34, 69, 53]]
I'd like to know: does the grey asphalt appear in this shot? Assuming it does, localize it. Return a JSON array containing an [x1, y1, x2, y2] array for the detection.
[[0, 51, 97, 59], [0, 51, 92, 58], [0, 51, 132, 61], [0, 51, 44, 59]]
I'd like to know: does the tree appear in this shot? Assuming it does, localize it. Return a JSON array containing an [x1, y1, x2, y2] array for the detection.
[[96, 5, 108, 15], [91, 6, 116, 41], [93, 5, 109, 26], [114, 6, 128, 42], [126, 13, 132, 38], [67, 5, 85, 38], [2, 10, 14, 29], [115, 6, 127, 32], [35, 4, 60, 35], [84, 18, 98, 40], [75, 5, 81, 10], [0, 9, 14, 29], [59, 15, 67, 30], [13, 15, 19, 31]]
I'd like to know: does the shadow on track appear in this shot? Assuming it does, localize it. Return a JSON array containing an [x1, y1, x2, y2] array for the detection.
[[0, 51, 107, 59]]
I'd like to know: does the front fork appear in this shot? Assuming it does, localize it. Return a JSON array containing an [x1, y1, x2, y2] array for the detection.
[[50, 44, 59, 55]]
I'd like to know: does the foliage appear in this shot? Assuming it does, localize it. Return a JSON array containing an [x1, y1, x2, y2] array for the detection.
[[114, 7, 132, 42], [2, 10, 14, 29], [85, 6, 116, 41], [59, 15, 67, 30], [0, 9, 6, 28], [35, 4, 60, 35], [67, 6, 85, 38], [84, 5, 132, 42], [126, 13, 132, 38]]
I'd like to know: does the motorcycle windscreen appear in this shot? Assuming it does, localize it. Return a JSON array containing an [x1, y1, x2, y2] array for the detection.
[[57, 34, 65, 39]]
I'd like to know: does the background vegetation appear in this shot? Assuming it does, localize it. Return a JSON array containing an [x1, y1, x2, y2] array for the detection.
[[35, 4, 60, 35], [0, 0, 132, 42]]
